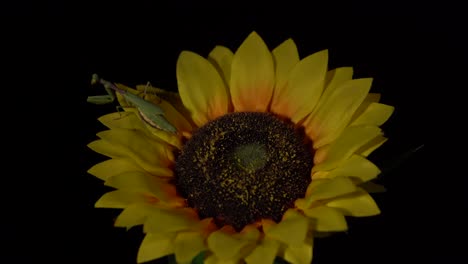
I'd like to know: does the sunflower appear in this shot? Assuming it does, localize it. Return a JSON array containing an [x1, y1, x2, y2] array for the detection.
[[87, 31, 394, 264]]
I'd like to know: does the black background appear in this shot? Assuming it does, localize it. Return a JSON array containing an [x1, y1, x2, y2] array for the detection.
[[4, 2, 466, 264]]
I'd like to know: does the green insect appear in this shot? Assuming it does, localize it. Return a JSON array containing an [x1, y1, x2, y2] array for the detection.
[[87, 74, 178, 134]]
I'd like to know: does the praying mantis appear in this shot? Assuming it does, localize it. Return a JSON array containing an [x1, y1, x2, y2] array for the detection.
[[87, 74, 178, 133]]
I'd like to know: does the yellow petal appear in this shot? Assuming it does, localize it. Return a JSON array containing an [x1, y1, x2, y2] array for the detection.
[[96, 128, 166, 158], [302, 179, 329, 197], [238, 225, 261, 241], [95, 190, 147, 208], [95, 129, 174, 176], [88, 139, 125, 158], [294, 198, 307, 210], [207, 230, 250, 261], [312, 144, 330, 165], [283, 242, 313, 264], [245, 239, 280, 264], [264, 210, 309, 247], [223, 225, 263, 262], [308, 171, 328, 182], [302, 206, 348, 232], [144, 208, 197, 234], [105, 171, 177, 202], [312, 154, 381, 182], [174, 231, 207, 264], [308, 67, 353, 115], [87, 158, 142, 181], [350, 92, 381, 122], [309, 67, 354, 117], [357, 135, 388, 157], [270, 50, 328, 123], [230, 31, 274, 112], [137, 233, 175, 263], [324, 67, 354, 92], [98, 112, 146, 131], [304, 78, 373, 148], [312, 126, 382, 172], [326, 189, 380, 216], [272, 38, 300, 92], [305, 177, 356, 207], [208, 46, 234, 88], [204, 254, 238, 264], [177, 51, 229, 126], [350, 102, 394, 127], [115, 203, 156, 228]]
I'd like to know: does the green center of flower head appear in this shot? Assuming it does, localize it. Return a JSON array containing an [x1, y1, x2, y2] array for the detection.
[[174, 112, 313, 231], [234, 142, 268, 172]]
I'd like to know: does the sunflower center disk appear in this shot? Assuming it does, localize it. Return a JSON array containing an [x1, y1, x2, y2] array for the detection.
[[174, 112, 313, 231]]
